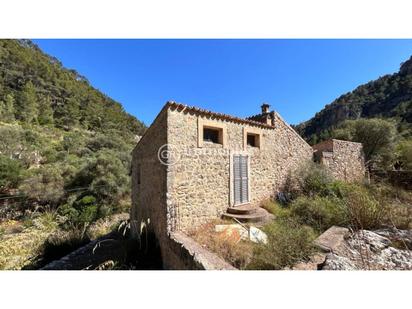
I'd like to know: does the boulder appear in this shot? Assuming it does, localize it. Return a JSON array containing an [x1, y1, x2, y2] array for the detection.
[[320, 228, 412, 270]]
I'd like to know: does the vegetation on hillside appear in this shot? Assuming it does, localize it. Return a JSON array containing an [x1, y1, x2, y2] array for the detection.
[[0, 39, 146, 269], [295, 56, 412, 146]]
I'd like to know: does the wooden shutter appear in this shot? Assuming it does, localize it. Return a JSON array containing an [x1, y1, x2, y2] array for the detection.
[[233, 155, 249, 205], [233, 155, 241, 205], [240, 155, 248, 204]]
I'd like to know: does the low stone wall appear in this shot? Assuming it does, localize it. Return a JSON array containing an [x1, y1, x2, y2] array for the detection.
[[162, 232, 236, 270], [41, 232, 127, 270]]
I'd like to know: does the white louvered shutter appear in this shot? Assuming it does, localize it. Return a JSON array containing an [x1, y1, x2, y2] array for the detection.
[[240, 155, 249, 204], [233, 155, 241, 205], [233, 155, 248, 205]]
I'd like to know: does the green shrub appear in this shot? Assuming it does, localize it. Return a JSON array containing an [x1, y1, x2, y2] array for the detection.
[[18, 164, 64, 206], [58, 195, 99, 230], [340, 184, 384, 230], [296, 162, 334, 197], [290, 182, 390, 231], [396, 140, 412, 170], [247, 219, 316, 270], [69, 149, 129, 204], [290, 196, 349, 232], [0, 155, 23, 189]]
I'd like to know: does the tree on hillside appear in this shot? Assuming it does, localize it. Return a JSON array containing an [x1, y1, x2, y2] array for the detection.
[[332, 118, 397, 170], [16, 81, 38, 123], [0, 93, 15, 122], [54, 96, 80, 129], [37, 95, 54, 125]]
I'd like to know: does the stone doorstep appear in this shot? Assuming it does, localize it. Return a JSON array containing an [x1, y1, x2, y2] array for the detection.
[[226, 204, 258, 215], [222, 207, 270, 223]]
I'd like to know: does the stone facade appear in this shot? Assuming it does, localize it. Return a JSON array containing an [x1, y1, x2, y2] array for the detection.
[[166, 105, 313, 231], [130, 107, 168, 248], [313, 139, 365, 182]]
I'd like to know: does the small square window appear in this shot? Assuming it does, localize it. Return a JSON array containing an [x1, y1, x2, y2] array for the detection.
[[203, 127, 222, 144], [247, 133, 260, 148]]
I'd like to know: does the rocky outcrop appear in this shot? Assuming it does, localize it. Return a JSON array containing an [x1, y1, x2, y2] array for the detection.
[[314, 226, 412, 270]]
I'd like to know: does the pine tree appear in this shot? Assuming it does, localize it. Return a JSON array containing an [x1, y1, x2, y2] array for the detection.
[[0, 94, 16, 122], [17, 81, 38, 123], [55, 96, 80, 129], [38, 95, 54, 125]]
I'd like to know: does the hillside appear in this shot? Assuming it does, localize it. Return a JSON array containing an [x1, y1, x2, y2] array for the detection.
[[0, 40, 146, 269], [0, 40, 145, 134], [295, 56, 412, 144]]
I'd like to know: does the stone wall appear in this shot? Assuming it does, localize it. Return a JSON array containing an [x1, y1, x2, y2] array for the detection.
[[162, 232, 236, 270], [313, 139, 365, 182], [130, 107, 169, 253], [167, 107, 313, 231]]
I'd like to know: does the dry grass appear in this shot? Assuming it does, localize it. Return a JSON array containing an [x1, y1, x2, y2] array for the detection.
[[188, 219, 254, 269], [0, 214, 58, 270], [87, 212, 129, 240]]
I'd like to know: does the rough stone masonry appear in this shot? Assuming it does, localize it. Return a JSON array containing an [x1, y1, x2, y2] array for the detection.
[[130, 102, 365, 269]]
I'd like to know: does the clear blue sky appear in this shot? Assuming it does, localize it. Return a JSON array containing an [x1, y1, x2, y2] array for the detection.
[[34, 39, 412, 126]]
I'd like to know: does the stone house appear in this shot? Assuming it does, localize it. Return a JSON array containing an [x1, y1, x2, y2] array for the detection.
[[130, 101, 365, 269]]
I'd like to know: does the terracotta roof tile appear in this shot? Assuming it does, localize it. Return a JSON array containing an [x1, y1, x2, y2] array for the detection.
[[166, 101, 274, 129]]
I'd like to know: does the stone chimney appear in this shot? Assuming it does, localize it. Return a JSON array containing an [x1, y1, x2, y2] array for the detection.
[[261, 103, 270, 114]]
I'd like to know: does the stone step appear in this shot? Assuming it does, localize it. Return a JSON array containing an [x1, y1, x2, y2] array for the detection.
[[222, 207, 269, 223], [226, 204, 258, 215]]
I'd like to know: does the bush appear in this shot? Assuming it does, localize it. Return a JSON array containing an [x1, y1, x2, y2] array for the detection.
[[57, 195, 99, 230], [396, 140, 412, 170], [69, 149, 129, 204], [0, 155, 23, 189], [247, 218, 316, 270], [296, 162, 334, 197], [290, 196, 349, 232], [289, 182, 392, 231], [18, 164, 64, 206], [335, 183, 384, 230]]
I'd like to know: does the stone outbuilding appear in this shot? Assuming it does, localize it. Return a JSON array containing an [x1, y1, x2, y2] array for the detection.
[[312, 139, 365, 182], [130, 101, 365, 269]]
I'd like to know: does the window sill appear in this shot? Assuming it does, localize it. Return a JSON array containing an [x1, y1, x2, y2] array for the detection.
[[201, 141, 224, 148]]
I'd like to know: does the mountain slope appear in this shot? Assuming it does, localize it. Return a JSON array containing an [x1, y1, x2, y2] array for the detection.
[[0, 40, 147, 267], [295, 56, 412, 144], [0, 39, 145, 135]]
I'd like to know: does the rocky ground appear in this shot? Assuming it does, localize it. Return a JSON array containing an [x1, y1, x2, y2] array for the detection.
[[294, 226, 412, 270]]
